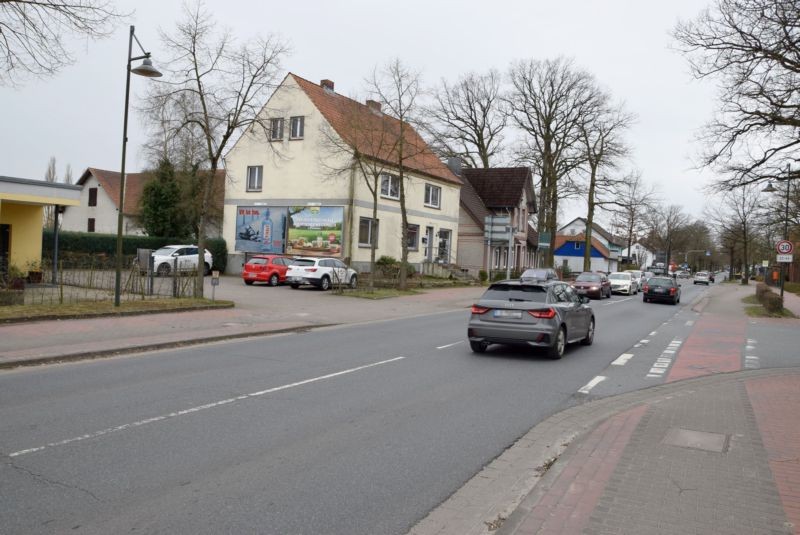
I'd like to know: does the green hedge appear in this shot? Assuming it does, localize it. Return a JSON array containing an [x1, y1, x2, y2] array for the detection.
[[42, 230, 227, 272]]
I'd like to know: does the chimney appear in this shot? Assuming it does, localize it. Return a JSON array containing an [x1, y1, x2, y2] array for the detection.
[[366, 99, 381, 113], [320, 79, 334, 91], [446, 157, 463, 176]]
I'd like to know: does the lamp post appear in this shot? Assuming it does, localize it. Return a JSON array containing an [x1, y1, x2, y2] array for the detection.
[[114, 26, 162, 307], [762, 164, 794, 302]]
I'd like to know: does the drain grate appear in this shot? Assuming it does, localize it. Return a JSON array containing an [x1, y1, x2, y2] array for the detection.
[[662, 427, 729, 453]]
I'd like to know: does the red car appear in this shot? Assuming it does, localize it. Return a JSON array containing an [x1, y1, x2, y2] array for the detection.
[[570, 272, 612, 299], [242, 255, 294, 286]]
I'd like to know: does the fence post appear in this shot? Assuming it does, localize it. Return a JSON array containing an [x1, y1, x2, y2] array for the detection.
[[172, 257, 178, 298]]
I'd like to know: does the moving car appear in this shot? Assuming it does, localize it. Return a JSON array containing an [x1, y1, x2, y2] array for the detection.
[[571, 272, 611, 299], [520, 268, 559, 282], [608, 272, 639, 295], [242, 254, 294, 286], [286, 257, 358, 290], [467, 279, 595, 359], [693, 271, 711, 285], [642, 276, 681, 304], [151, 245, 213, 276]]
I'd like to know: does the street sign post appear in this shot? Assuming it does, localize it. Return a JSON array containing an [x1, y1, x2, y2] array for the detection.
[[776, 240, 794, 255]]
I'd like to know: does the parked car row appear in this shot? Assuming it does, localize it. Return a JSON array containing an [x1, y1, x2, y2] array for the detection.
[[241, 254, 358, 291], [136, 245, 214, 276]]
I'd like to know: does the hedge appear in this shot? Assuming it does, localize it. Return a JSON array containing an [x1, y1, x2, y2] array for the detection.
[[755, 282, 783, 314], [42, 230, 227, 272]]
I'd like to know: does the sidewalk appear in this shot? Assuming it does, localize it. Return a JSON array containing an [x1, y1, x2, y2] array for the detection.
[[410, 282, 800, 535], [0, 280, 485, 368]]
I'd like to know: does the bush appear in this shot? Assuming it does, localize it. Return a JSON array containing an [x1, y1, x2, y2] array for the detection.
[[762, 292, 783, 314], [478, 270, 488, 283], [756, 282, 770, 300], [205, 238, 228, 273]]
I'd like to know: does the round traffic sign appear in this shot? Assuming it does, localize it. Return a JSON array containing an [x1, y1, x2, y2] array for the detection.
[[777, 240, 794, 254]]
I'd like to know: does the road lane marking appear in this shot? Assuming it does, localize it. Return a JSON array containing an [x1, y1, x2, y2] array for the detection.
[[686, 320, 695, 326], [611, 353, 634, 366], [436, 341, 464, 349], [9, 356, 406, 458], [646, 339, 682, 379], [578, 376, 606, 394], [745, 356, 760, 369], [650, 331, 658, 336], [603, 297, 633, 306]]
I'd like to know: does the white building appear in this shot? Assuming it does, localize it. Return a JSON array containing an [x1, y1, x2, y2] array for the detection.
[[222, 74, 462, 274]]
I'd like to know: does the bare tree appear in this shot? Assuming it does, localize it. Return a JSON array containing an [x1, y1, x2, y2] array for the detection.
[[608, 171, 659, 266], [367, 58, 424, 290], [674, 0, 800, 189], [424, 70, 507, 168], [43, 156, 57, 227], [317, 95, 400, 288], [507, 57, 598, 267], [577, 92, 634, 270], [146, 1, 289, 297], [0, 0, 125, 85], [63, 163, 72, 184], [643, 204, 691, 268], [706, 184, 766, 283]]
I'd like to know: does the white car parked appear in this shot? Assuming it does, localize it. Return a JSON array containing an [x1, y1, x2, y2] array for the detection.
[[286, 257, 358, 290], [151, 245, 213, 276], [608, 272, 639, 295]]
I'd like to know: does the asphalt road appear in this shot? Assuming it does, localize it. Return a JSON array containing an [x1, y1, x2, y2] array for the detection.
[[1, 282, 711, 534]]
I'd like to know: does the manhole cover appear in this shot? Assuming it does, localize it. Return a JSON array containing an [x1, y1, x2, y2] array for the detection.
[[662, 428, 729, 453]]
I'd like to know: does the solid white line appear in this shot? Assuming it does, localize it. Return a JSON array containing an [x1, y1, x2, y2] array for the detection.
[[9, 356, 406, 458], [611, 353, 634, 366], [578, 376, 606, 394], [436, 341, 464, 350]]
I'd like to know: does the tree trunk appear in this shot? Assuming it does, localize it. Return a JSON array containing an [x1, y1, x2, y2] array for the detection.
[[584, 167, 597, 272], [195, 164, 216, 298]]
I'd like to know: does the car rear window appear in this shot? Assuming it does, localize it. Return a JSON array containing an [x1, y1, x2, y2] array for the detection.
[[247, 258, 267, 265], [609, 273, 630, 280], [648, 278, 673, 287], [576, 273, 601, 282], [292, 259, 316, 266], [482, 284, 548, 302]]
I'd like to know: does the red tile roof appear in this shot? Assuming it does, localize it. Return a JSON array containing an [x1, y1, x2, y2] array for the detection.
[[78, 167, 225, 216], [291, 73, 461, 186]]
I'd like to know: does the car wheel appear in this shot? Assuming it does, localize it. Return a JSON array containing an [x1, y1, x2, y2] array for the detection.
[[547, 326, 566, 359], [269, 273, 279, 287], [672, 296, 678, 305], [643, 295, 648, 302], [320, 275, 331, 291], [244, 280, 254, 286], [581, 318, 595, 346], [290, 283, 300, 289], [157, 263, 171, 276], [469, 340, 488, 353], [203, 263, 211, 276], [349, 275, 358, 289]]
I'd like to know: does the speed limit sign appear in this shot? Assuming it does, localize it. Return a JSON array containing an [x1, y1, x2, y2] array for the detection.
[[776, 240, 794, 254]]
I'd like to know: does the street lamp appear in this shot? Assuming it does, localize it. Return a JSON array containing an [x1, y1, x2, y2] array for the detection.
[[114, 26, 162, 307], [762, 164, 795, 302]]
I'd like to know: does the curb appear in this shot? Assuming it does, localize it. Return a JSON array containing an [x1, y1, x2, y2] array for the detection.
[[0, 323, 338, 370], [0, 302, 235, 325]]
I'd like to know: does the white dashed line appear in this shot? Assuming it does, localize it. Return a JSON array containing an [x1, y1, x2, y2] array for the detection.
[[578, 376, 607, 394], [646, 339, 682, 379], [9, 356, 407, 458], [603, 297, 633, 306], [436, 341, 463, 349], [745, 356, 761, 369], [611, 353, 634, 366], [685, 320, 695, 326], [649, 331, 658, 336]]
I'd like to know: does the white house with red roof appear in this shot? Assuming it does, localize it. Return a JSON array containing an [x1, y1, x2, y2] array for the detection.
[[222, 73, 462, 273]]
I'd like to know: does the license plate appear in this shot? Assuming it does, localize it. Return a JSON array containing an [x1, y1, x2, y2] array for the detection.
[[248, 273, 256, 278], [654, 288, 664, 293], [576, 289, 587, 294], [494, 309, 522, 319]]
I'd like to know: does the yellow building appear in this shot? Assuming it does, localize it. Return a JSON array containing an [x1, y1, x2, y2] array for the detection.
[[0, 176, 81, 276]]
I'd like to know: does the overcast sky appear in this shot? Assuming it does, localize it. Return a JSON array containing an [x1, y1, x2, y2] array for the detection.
[[0, 0, 718, 224]]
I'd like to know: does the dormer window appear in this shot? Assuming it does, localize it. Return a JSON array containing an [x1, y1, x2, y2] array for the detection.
[[269, 118, 284, 140], [290, 116, 304, 139]]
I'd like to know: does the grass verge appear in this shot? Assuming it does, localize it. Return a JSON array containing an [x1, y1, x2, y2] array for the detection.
[[337, 288, 421, 299], [741, 295, 797, 318], [0, 298, 234, 323]]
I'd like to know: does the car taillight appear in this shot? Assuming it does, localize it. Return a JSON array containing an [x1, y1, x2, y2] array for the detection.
[[528, 308, 556, 319], [471, 305, 489, 314], [305, 268, 317, 272], [669, 287, 676, 295]]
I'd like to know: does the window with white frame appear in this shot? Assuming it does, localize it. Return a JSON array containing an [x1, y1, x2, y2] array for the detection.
[[290, 116, 305, 139], [359, 217, 378, 247], [424, 183, 441, 208], [269, 118, 284, 140], [407, 224, 419, 251], [380, 173, 400, 200], [247, 165, 263, 191]]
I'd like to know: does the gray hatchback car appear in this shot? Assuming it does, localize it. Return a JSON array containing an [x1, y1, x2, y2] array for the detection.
[[467, 280, 595, 359]]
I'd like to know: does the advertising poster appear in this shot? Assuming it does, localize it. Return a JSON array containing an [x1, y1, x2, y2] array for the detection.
[[235, 206, 287, 253], [286, 206, 344, 257]]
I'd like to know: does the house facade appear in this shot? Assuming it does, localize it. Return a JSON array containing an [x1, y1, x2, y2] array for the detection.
[[620, 241, 655, 269], [454, 163, 537, 277], [1, 175, 80, 275], [61, 167, 225, 238], [555, 218, 623, 273], [222, 74, 461, 274]]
